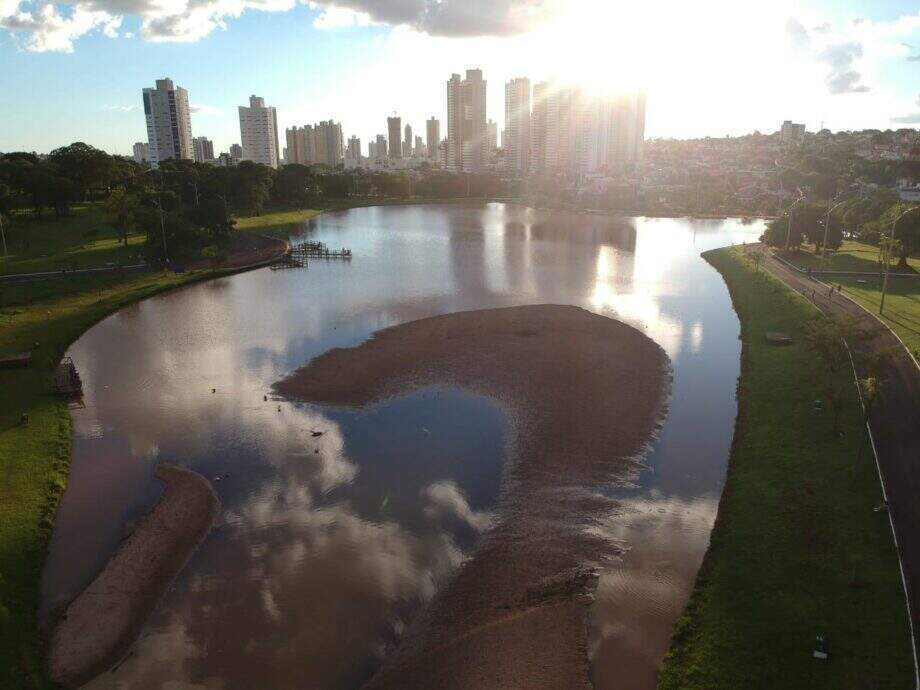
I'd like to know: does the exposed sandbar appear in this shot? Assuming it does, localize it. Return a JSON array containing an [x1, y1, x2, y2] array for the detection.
[[275, 304, 670, 690], [47, 464, 219, 688]]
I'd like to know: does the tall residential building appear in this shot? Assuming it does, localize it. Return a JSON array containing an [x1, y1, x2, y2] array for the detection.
[[780, 120, 805, 146], [229, 143, 243, 161], [530, 81, 548, 174], [446, 69, 487, 172], [375, 134, 388, 159], [545, 85, 578, 172], [368, 141, 377, 159], [414, 135, 424, 158], [346, 136, 361, 161], [487, 120, 498, 152], [504, 77, 531, 174], [192, 136, 214, 163], [141, 78, 193, 167], [132, 142, 150, 164], [404, 123, 413, 157], [238, 95, 280, 168], [426, 117, 440, 161], [388, 116, 402, 158], [314, 120, 344, 166], [285, 125, 314, 165]]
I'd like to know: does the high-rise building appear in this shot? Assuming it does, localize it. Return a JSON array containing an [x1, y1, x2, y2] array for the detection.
[[285, 125, 314, 165], [545, 85, 578, 172], [530, 81, 548, 174], [404, 123, 413, 157], [446, 69, 487, 172], [504, 78, 531, 174], [192, 136, 214, 163], [238, 95, 280, 168], [487, 120, 498, 152], [346, 136, 361, 161], [375, 134, 388, 159], [780, 120, 805, 146], [426, 117, 440, 161], [229, 143, 243, 161], [132, 142, 150, 164], [142, 78, 193, 167], [414, 135, 424, 158], [388, 116, 402, 158], [368, 141, 377, 159], [314, 120, 344, 166]]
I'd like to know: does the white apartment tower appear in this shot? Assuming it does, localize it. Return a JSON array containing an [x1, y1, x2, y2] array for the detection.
[[192, 136, 214, 163], [426, 117, 440, 162], [142, 78, 193, 167], [388, 116, 402, 159], [132, 142, 150, 164], [238, 95, 280, 168], [530, 81, 548, 174], [504, 78, 531, 174], [446, 69, 487, 172], [404, 123, 413, 157]]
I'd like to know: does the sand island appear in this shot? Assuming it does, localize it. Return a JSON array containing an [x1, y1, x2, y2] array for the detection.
[[47, 464, 219, 688], [275, 304, 670, 689]]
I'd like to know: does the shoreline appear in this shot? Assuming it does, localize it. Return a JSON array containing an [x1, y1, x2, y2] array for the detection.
[[274, 304, 671, 689], [658, 247, 913, 688], [46, 464, 219, 688]]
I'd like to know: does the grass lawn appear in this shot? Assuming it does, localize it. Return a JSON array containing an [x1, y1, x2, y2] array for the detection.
[[0, 205, 145, 275], [834, 275, 920, 360], [658, 246, 913, 690], [780, 240, 919, 275], [233, 207, 321, 238]]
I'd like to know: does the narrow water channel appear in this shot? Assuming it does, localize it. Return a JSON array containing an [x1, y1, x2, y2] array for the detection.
[[42, 203, 763, 688]]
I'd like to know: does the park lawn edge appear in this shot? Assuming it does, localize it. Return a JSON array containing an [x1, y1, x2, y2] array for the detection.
[[657, 245, 913, 689], [0, 220, 299, 689]]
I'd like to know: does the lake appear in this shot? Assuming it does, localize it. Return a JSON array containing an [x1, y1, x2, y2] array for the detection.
[[42, 203, 763, 689]]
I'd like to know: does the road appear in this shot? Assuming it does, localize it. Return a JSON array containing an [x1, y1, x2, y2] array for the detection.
[[760, 247, 920, 670]]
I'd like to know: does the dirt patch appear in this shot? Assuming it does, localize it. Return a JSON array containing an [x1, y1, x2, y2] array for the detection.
[[47, 464, 219, 688], [274, 304, 670, 689]]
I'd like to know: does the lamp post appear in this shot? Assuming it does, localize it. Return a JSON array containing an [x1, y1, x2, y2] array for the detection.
[[0, 212, 7, 257], [821, 191, 859, 262], [784, 194, 806, 250], [880, 206, 918, 316]]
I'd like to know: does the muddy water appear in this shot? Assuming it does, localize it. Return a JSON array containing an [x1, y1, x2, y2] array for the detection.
[[42, 204, 763, 689]]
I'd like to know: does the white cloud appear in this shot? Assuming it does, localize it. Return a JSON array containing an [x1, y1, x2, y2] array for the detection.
[[1, 2, 121, 52]]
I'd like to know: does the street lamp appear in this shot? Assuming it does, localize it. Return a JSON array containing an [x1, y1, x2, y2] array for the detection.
[[879, 206, 919, 316], [0, 212, 7, 257], [821, 190, 861, 263], [784, 194, 806, 250]]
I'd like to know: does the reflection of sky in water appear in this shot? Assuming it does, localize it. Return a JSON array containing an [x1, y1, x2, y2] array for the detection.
[[43, 204, 763, 689]]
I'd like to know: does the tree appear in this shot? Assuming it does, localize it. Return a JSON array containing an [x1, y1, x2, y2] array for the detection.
[[47, 142, 114, 200], [233, 161, 274, 214], [104, 189, 138, 248]]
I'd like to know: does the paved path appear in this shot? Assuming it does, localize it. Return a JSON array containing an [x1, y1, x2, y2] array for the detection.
[[758, 246, 920, 670]]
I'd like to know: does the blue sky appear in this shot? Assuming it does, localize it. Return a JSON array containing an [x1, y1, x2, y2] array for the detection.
[[1, 0, 918, 155]]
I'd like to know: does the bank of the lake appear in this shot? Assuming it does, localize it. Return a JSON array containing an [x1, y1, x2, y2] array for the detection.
[[0, 214, 296, 689], [658, 246, 913, 689]]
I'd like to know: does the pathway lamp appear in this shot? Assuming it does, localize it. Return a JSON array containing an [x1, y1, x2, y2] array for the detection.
[[784, 194, 806, 251], [879, 206, 919, 316]]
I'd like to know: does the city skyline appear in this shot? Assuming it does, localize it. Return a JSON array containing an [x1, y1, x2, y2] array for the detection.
[[1, 1, 919, 155]]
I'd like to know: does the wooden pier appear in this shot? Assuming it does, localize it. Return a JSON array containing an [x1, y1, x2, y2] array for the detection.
[[289, 241, 352, 260], [54, 357, 83, 396]]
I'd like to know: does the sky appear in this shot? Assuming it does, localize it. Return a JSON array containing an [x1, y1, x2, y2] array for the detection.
[[1, 0, 919, 156]]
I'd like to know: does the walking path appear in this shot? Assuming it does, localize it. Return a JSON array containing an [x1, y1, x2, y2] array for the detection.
[[759, 246, 920, 672]]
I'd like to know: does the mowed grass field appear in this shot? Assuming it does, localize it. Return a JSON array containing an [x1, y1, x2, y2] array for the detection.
[[658, 246, 913, 690]]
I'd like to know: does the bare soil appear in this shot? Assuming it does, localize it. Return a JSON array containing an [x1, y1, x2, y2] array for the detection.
[[275, 304, 670, 690], [46, 464, 219, 688]]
